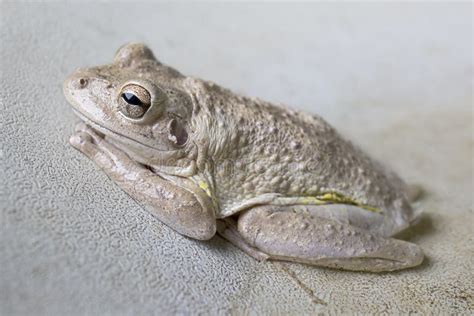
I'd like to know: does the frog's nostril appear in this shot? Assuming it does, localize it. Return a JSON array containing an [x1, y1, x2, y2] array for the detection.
[[78, 78, 88, 88]]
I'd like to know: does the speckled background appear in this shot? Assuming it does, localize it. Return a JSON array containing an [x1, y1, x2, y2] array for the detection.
[[1, 2, 473, 315]]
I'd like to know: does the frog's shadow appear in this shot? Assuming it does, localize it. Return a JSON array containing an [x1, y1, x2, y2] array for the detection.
[[394, 212, 435, 240]]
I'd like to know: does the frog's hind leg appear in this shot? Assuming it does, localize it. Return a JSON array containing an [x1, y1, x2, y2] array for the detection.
[[236, 206, 424, 272]]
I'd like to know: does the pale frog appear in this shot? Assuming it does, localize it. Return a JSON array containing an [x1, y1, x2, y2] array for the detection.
[[64, 43, 423, 272]]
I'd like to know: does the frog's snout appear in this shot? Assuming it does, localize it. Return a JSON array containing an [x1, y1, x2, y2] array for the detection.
[[70, 76, 89, 90], [64, 68, 91, 92], [63, 68, 114, 108], [63, 68, 105, 113]]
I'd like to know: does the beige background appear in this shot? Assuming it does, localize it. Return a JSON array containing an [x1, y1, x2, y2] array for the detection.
[[1, 2, 473, 314]]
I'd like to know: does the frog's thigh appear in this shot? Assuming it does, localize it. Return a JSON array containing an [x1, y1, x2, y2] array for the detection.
[[237, 206, 423, 272]]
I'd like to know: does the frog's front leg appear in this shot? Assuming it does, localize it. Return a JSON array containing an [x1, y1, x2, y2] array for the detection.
[[236, 205, 424, 272], [70, 123, 216, 240]]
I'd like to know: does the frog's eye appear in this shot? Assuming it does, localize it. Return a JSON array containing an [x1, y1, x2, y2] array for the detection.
[[118, 84, 151, 119], [114, 43, 157, 66]]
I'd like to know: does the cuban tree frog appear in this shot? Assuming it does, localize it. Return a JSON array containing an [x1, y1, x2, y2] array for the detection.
[[64, 43, 423, 272]]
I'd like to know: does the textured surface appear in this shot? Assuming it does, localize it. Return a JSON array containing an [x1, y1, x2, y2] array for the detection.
[[1, 2, 473, 315]]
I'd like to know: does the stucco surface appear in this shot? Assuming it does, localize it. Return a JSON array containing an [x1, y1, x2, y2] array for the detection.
[[1, 2, 473, 315]]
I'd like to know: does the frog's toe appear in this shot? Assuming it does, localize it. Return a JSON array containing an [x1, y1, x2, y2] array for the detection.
[[70, 131, 116, 169], [73, 122, 104, 143], [70, 131, 93, 148]]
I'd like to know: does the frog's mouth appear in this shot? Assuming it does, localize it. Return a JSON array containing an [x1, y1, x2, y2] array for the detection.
[[72, 109, 168, 152], [71, 109, 197, 177]]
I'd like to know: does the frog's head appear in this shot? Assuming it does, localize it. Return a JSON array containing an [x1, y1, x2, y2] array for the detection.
[[64, 43, 199, 175]]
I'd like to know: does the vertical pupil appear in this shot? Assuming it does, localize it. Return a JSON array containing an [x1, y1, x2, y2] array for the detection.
[[122, 92, 143, 106]]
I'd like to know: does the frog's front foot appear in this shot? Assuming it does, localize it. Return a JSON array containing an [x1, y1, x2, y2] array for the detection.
[[70, 122, 217, 240], [70, 122, 146, 179]]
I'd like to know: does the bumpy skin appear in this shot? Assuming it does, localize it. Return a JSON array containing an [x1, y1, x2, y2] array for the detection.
[[64, 43, 423, 272]]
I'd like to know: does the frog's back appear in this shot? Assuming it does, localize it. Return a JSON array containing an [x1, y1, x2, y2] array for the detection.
[[188, 80, 411, 220]]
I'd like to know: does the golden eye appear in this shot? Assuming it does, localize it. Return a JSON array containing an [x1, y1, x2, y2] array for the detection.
[[118, 84, 151, 119]]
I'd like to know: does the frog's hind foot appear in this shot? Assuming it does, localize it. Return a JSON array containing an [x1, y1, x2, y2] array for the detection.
[[236, 206, 424, 272], [216, 218, 270, 261]]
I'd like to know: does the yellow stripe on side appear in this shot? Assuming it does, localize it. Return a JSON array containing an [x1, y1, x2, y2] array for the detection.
[[299, 192, 381, 213], [198, 180, 213, 198]]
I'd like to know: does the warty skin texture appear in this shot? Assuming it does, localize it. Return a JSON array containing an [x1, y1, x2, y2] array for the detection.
[[63, 43, 423, 272]]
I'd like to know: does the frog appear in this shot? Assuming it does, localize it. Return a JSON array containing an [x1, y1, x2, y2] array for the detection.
[[63, 43, 424, 272]]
